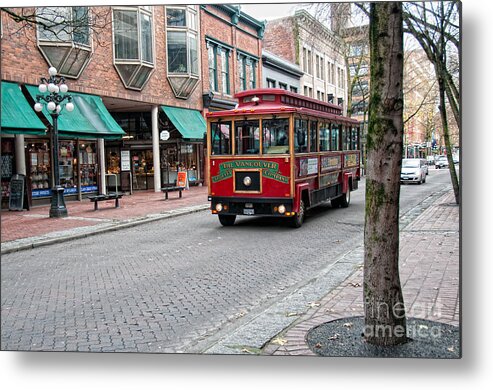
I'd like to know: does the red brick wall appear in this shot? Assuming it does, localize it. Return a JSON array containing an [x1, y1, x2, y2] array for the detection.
[[263, 17, 297, 64], [200, 5, 262, 102], [0, 6, 202, 110]]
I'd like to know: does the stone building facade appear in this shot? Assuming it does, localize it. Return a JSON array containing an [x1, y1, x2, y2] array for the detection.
[[263, 10, 348, 114]]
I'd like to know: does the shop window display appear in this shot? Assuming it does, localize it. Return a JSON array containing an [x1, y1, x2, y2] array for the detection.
[[28, 140, 98, 199], [160, 143, 200, 186], [132, 150, 154, 190], [77, 141, 98, 193], [28, 141, 52, 198], [58, 140, 76, 190]]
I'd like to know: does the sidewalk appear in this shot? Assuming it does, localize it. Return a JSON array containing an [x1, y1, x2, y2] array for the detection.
[[1, 185, 210, 254], [263, 190, 460, 356]]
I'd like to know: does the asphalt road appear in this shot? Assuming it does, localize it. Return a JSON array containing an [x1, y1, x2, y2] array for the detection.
[[1, 166, 454, 354]]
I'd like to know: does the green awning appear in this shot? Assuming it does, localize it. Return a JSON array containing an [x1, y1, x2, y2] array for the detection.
[[161, 106, 206, 140], [25, 85, 126, 140], [1, 81, 47, 135]]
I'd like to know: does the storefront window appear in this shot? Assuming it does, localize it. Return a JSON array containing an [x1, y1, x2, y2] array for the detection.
[[131, 150, 154, 190], [59, 140, 76, 190], [77, 141, 98, 192], [27, 139, 98, 199], [28, 141, 52, 198]]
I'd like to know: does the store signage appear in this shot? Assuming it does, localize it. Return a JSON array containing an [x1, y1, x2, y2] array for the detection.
[[121, 150, 131, 171], [160, 130, 170, 141], [177, 171, 188, 188], [9, 174, 26, 211]]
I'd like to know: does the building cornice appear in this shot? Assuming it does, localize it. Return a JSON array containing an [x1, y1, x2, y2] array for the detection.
[[202, 4, 266, 38]]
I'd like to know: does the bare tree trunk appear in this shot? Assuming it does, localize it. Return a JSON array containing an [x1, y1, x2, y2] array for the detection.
[[437, 1, 460, 204], [437, 73, 460, 204], [364, 2, 407, 346]]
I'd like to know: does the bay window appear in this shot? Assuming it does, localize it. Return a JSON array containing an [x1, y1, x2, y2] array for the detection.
[[36, 7, 92, 78], [166, 5, 200, 99], [113, 6, 155, 90]]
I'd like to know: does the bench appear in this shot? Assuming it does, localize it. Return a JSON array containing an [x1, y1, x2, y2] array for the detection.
[[88, 192, 123, 210], [161, 186, 185, 200]]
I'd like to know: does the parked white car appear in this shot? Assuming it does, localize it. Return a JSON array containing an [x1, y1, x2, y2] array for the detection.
[[435, 155, 449, 169], [400, 158, 427, 184]]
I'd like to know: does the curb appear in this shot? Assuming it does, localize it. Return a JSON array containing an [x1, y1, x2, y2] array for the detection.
[[200, 187, 455, 355], [1, 204, 210, 255]]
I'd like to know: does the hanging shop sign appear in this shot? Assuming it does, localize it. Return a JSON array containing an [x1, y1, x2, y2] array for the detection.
[[160, 130, 170, 141]]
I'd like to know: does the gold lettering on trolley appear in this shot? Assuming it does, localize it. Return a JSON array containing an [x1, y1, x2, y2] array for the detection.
[[212, 160, 289, 184]]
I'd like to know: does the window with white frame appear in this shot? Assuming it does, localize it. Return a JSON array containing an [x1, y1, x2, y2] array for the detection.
[[238, 53, 258, 91], [36, 7, 92, 78], [248, 59, 256, 89], [113, 6, 154, 90], [220, 49, 230, 95], [307, 49, 312, 75], [208, 44, 218, 92], [165, 5, 200, 98], [303, 48, 307, 73]]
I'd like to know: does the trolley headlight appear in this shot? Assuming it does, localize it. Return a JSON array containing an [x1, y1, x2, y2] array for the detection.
[[278, 204, 286, 214], [215, 203, 223, 212], [243, 176, 252, 187]]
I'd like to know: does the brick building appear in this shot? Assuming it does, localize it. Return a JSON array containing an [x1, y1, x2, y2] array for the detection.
[[263, 10, 348, 114], [200, 4, 264, 112], [0, 5, 264, 208]]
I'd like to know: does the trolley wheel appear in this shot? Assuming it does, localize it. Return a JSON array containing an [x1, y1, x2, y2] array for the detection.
[[333, 187, 351, 208], [218, 214, 236, 226], [290, 200, 305, 228]]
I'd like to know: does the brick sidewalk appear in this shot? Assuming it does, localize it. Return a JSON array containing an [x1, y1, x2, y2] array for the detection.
[[1, 185, 209, 244], [264, 190, 460, 356]]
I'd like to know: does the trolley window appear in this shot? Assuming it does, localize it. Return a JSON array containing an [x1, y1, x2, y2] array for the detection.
[[235, 120, 260, 155], [331, 124, 340, 151], [309, 121, 318, 152], [294, 119, 308, 153], [211, 121, 232, 155], [262, 118, 289, 154], [319, 122, 330, 152]]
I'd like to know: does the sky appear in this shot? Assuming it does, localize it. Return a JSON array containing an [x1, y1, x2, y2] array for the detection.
[[239, 2, 307, 21]]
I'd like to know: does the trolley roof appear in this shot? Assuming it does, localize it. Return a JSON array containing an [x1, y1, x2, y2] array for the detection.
[[206, 88, 360, 125]]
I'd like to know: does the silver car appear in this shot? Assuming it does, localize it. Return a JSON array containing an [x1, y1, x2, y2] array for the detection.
[[400, 158, 427, 184]]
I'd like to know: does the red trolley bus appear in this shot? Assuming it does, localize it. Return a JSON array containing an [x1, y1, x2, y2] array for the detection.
[[206, 88, 361, 227]]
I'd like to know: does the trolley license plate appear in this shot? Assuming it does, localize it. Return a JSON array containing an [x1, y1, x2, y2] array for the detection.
[[243, 208, 255, 215]]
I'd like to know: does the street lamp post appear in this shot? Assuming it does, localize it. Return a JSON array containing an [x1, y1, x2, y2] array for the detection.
[[34, 67, 75, 218]]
